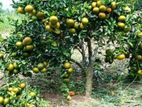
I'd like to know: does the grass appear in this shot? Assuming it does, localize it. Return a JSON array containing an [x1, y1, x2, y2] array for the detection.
[[0, 11, 25, 33]]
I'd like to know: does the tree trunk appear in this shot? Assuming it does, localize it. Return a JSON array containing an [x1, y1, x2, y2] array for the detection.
[[85, 38, 93, 97], [85, 63, 94, 97]]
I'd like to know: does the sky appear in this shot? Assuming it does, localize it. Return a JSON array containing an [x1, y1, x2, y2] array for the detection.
[[0, 0, 19, 10]]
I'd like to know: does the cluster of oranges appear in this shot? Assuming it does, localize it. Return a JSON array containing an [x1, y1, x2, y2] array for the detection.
[[117, 15, 126, 29], [32, 61, 48, 73], [91, 0, 117, 19], [7, 62, 19, 74], [16, 37, 34, 52], [44, 16, 61, 34], [66, 17, 89, 34], [17, 5, 45, 20], [0, 82, 26, 106]]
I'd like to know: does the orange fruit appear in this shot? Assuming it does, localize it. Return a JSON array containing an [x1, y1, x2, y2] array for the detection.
[[32, 67, 39, 73], [69, 28, 76, 34], [99, 5, 107, 12], [98, 12, 107, 19], [74, 22, 79, 29], [22, 37, 32, 45], [93, 7, 99, 14], [45, 25, 52, 32], [96, 1, 102, 7], [63, 62, 71, 69], [118, 15, 126, 22], [0, 96, 4, 104], [91, 2, 97, 8], [111, 2, 117, 9], [69, 91, 75, 96], [41, 68, 47, 73], [49, 16, 58, 24], [138, 32, 142, 37], [25, 5, 34, 13], [117, 22, 125, 29], [136, 55, 142, 60], [82, 17, 89, 25], [17, 7, 24, 14], [29, 92, 36, 97], [25, 45, 34, 51], [3, 98, 9, 105], [116, 54, 125, 60], [80, 23, 85, 29], [36, 11, 45, 19], [19, 83, 26, 89], [66, 19, 75, 27], [106, 8, 112, 13], [16, 41, 23, 48], [67, 68, 74, 73], [37, 63, 44, 70], [7, 64, 14, 72]]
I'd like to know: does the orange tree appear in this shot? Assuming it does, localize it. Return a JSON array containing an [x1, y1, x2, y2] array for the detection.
[[0, 0, 137, 98]]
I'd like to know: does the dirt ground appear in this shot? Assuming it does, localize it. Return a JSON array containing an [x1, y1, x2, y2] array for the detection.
[[41, 82, 142, 107]]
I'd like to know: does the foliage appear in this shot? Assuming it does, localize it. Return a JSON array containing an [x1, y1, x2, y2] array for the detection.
[[1, 0, 142, 103]]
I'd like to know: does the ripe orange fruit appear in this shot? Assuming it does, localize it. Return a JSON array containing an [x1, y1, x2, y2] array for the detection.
[[69, 91, 75, 96], [80, 23, 85, 29], [17, 7, 24, 14], [19, 83, 26, 89], [118, 15, 126, 22], [69, 28, 76, 34], [49, 16, 58, 24], [99, 5, 107, 12], [37, 63, 44, 70], [117, 22, 125, 29], [98, 12, 107, 19], [13, 63, 18, 69], [3, 98, 9, 105], [93, 7, 99, 14], [32, 67, 39, 73], [96, 1, 102, 7], [138, 32, 142, 37], [138, 70, 142, 75], [66, 19, 75, 27], [41, 68, 47, 73], [106, 8, 112, 13], [45, 25, 52, 32], [36, 11, 45, 19], [31, 9, 36, 16], [25, 45, 34, 51], [7, 64, 14, 71], [111, 2, 117, 9], [0, 96, 4, 104], [136, 55, 142, 60], [55, 22, 60, 29], [16, 41, 23, 48], [29, 92, 36, 97], [67, 95, 72, 101], [74, 22, 79, 29], [91, 2, 97, 8], [82, 17, 89, 25], [116, 54, 125, 60], [139, 43, 142, 49], [67, 68, 74, 73], [22, 37, 32, 45], [12, 87, 19, 93], [124, 6, 131, 13], [63, 62, 71, 69], [25, 5, 34, 13]]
